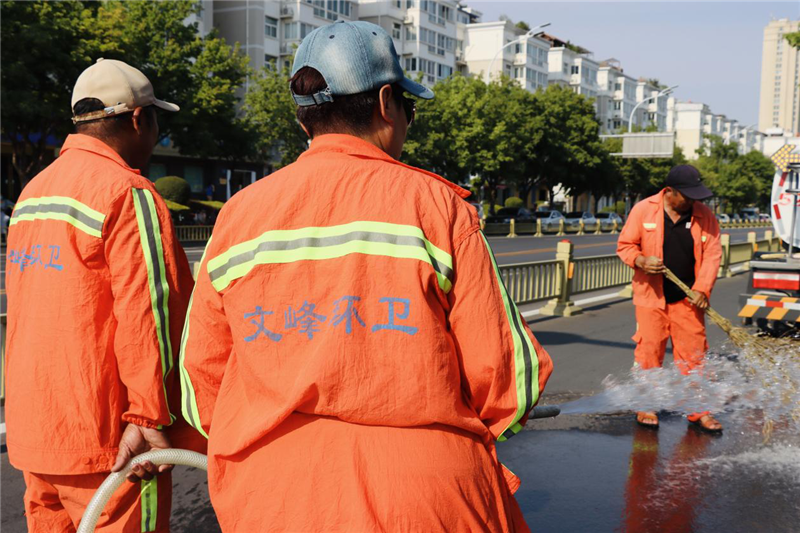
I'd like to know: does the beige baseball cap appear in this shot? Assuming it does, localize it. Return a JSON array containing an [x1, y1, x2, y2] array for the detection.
[[71, 58, 179, 124]]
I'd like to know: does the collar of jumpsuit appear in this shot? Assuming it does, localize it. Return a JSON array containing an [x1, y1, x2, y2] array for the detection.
[[59, 133, 141, 174], [299, 133, 471, 199]]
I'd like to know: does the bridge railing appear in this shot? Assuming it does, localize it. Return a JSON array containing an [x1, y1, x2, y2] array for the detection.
[[498, 260, 561, 305], [175, 225, 214, 242], [0, 231, 785, 402]]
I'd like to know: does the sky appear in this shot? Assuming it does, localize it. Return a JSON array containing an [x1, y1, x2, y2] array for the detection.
[[469, 1, 800, 127]]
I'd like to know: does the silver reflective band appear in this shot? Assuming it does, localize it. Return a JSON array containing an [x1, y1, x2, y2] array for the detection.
[[12, 203, 104, 234], [208, 230, 453, 285]]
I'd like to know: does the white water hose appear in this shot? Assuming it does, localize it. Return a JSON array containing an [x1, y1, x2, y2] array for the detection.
[[77, 449, 207, 533], [76, 408, 560, 533]]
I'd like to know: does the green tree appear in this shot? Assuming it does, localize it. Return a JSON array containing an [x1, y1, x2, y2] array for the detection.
[[511, 85, 607, 206], [690, 135, 773, 213], [404, 74, 486, 185], [94, 1, 253, 161], [1, 1, 99, 198], [244, 62, 309, 169], [1, 0, 252, 198], [515, 21, 531, 31]]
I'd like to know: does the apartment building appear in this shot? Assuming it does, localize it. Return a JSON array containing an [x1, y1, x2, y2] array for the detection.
[[666, 98, 764, 160], [543, 36, 600, 102], [758, 18, 800, 133], [213, 1, 359, 76], [462, 20, 549, 92], [359, 0, 464, 86], [635, 80, 668, 131], [596, 60, 638, 133]]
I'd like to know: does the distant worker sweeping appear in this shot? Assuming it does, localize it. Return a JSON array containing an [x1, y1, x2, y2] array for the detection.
[[5, 58, 198, 532], [179, 20, 553, 532], [617, 165, 723, 432]]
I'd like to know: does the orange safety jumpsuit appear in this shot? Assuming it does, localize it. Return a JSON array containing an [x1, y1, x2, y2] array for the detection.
[[180, 134, 554, 532], [617, 190, 722, 420], [5, 134, 198, 533]]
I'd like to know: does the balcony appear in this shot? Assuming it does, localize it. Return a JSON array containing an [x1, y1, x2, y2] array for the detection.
[[279, 42, 291, 55], [514, 54, 526, 66], [455, 50, 465, 65], [280, 6, 294, 18]]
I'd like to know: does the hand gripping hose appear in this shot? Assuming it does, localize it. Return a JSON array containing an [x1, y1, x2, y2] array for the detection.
[[77, 449, 208, 533], [76, 409, 559, 533]]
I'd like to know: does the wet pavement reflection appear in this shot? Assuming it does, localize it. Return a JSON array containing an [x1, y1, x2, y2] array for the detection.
[[498, 413, 800, 533]]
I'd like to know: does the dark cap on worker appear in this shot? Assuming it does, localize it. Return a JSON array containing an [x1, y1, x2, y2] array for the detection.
[[665, 165, 713, 200], [290, 20, 434, 106]]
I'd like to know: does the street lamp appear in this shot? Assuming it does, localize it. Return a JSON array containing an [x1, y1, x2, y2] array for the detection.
[[486, 22, 551, 83], [627, 84, 678, 133]]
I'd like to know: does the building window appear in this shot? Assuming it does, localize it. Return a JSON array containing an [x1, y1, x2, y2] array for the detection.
[[571, 65, 579, 75], [284, 22, 298, 40], [184, 165, 205, 194], [614, 82, 621, 91], [148, 163, 167, 182], [393, 22, 402, 40], [438, 64, 452, 78], [264, 54, 277, 69], [395, 0, 402, 7], [265, 16, 278, 38], [405, 57, 417, 71], [301, 23, 316, 39], [405, 26, 417, 41]]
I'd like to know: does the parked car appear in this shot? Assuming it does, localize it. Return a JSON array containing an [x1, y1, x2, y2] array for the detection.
[[595, 212, 624, 231], [716, 214, 731, 224], [536, 210, 566, 232], [731, 214, 743, 224], [485, 207, 534, 224], [563, 211, 599, 232], [739, 213, 758, 223], [759, 213, 771, 222]]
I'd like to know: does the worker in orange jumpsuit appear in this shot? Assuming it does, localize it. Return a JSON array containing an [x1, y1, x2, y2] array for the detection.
[[617, 165, 723, 432], [5, 59, 198, 532], [180, 21, 553, 532]]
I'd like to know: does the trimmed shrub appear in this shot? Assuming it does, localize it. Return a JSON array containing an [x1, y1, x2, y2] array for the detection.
[[504, 196, 524, 209], [155, 176, 191, 206]]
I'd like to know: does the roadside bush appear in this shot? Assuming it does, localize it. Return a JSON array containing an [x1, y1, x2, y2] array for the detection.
[[504, 196, 524, 209], [155, 176, 191, 206], [600, 201, 626, 215]]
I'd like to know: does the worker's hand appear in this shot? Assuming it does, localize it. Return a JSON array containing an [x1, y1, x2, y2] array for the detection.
[[688, 291, 709, 310], [112, 424, 173, 482], [635, 255, 664, 274]]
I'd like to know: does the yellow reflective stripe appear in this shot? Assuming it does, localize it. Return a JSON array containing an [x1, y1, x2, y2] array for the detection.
[[206, 221, 453, 293], [140, 478, 157, 532], [11, 196, 106, 238], [179, 238, 211, 439], [132, 189, 174, 425], [479, 232, 540, 442]]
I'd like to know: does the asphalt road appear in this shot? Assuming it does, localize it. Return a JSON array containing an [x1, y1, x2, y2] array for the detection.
[[4, 273, 798, 532]]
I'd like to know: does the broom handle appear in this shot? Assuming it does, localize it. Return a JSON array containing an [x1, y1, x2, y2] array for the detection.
[[662, 266, 728, 328]]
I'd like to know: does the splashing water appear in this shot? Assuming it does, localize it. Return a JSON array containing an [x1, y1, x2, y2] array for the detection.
[[557, 340, 800, 427]]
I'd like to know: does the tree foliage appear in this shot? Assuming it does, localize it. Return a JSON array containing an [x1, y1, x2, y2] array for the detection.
[[691, 135, 774, 212], [155, 176, 191, 206], [1, 0, 251, 198], [244, 62, 310, 169]]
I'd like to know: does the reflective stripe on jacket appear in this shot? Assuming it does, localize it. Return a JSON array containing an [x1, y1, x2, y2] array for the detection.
[[5, 134, 195, 474], [179, 134, 553, 531], [616, 189, 722, 309]]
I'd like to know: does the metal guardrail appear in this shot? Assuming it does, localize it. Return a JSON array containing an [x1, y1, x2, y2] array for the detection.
[[175, 225, 213, 242], [572, 254, 633, 295], [498, 260, 561, 305]]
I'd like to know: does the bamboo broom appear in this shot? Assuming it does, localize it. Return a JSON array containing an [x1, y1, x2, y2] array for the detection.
[[662, 266, 788, 353], [663, 266, 799, 442]]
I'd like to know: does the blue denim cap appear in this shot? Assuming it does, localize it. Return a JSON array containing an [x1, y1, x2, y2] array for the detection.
[[291, 20, 434, 106]]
